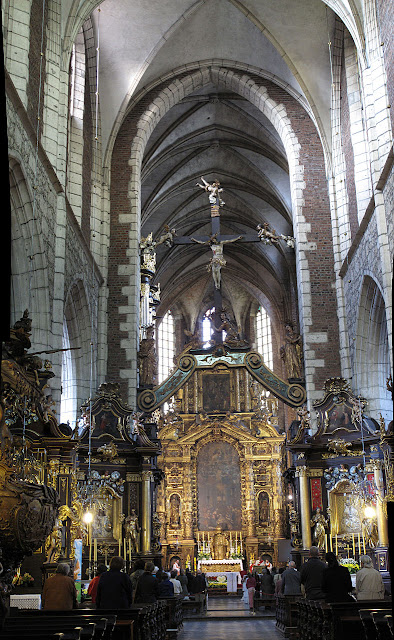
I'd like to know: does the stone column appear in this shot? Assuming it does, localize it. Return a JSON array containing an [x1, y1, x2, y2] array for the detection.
[[372, 461, 389, 547], [297, 466, 312, 549], [141, 470, 152, 554]]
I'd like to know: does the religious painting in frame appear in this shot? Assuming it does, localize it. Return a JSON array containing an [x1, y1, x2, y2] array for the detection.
[[202, 372, 230, 413], [197, 441, 242, 531]]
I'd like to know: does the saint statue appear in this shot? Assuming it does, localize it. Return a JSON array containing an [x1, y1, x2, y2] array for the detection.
[[258, 492, 270, 525], [310, 508, 328, 549], [362, 516, 379, 548], [169, 494, 181, 527], [212, 526, 229, 560], [191, 234, 242, 289], [44, 517, 63, 563], [196, 176, 225, 206], [215, 311, 249, 347], [155, 225, 177, 248], [280, 323, 303, 379], [138, 325, 158, 386], [140, 233, 157, 272], [125, 509, 141, 553]]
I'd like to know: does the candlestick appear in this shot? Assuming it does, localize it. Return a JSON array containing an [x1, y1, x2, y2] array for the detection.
[[330, 535, 333, 552], [230, 532, 232, 547], [94, 538, 97, 562], [352, 534, 355, 558], [358, 533, 361, 557], [335, 534, 338, 555], [128, 538, 131, 563], [194, 557, 197, 571], [89, 525, 92, 564], [124, 538, 127, 560], [235, 532, 237, 547], [325, 534, 328, 553]]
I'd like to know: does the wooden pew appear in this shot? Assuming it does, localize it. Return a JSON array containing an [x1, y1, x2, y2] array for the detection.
[[275, 594, 302, 637], [158, 596, 183, 638], [297, 599, 392, 640], [7, 611, 116, 640]]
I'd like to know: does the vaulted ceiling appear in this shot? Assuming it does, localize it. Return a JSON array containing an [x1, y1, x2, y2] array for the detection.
[[62, 0, 360, 334]]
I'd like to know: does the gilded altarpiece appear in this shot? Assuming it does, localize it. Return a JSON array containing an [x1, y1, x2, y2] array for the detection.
[[157, 363, 286, 569]]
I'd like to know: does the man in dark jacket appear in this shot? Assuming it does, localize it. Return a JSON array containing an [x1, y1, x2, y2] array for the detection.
[[300, 546, 326, 600], [281, 561, 302, 595], [134, 562, 160, 603], [96, 556, 133, 609]]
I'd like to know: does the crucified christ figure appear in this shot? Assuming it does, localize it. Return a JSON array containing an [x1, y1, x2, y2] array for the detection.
[[191, 233, 242, 289]]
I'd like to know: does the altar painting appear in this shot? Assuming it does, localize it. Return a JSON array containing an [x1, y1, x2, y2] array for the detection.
[[197, 441, 241, 530], [202, 373, 230, 413]]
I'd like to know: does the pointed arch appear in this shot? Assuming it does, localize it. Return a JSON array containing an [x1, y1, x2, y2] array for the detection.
[[355, 275, 392, 421]]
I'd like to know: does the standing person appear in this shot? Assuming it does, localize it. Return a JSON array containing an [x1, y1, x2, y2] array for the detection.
[[322, 552, 352, 602], [259, 568, 274, 609], [246, 572, 256, 611], [96, 556, 133, 609], [42, 563, 77, 610], [129, 558, 145, 594], [157, 571, 174, 598], [87, 563, 107, 606], [169, 569, 182, 595], [356, 555, 385, 600], [178, 569, 189, 598], [274, 568, 285, 595], [280, 561, 301, 596], [134, 562, 160, 603], [300, 546, 326, 600]]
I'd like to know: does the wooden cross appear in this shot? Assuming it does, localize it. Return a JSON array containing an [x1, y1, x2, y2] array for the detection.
[[171, 178, 261, 342]]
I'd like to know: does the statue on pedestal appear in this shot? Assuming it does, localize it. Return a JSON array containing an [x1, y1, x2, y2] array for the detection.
[[212, 526, 228, 560], [280, 323, 303, 379], [125, 509, 141, 553], [138, 326, 158, 386], [310, 508, 328, 549]]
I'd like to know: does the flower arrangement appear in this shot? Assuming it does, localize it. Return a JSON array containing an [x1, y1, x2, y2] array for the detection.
[[339, 558, 359, 574], [197, 552, 211, 560], [16, 572, 34, 586]]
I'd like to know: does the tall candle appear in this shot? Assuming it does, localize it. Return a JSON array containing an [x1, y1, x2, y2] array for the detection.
[[235, 532, 237, 547], [358, 533, 361, 557], [352, 534, 355, 558], [124, 538, 127, 560], [128, 538, 131, 562], [330, 535, 333, 552], [94, 538, 97, 562], [335, 534, 338, 555], [362, 535, 366, 555], [230, 532, 232, 548], [194, 557, 197, 571], [325, 534, 328, 553], [118, 539, 121, 556], [198, 532, 200, 542]]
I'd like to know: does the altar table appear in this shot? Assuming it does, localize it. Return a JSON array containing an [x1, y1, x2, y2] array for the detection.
[[205, 571, 241, 593]]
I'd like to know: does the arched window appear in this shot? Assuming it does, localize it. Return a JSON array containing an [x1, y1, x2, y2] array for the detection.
[[255, 307, 273, 370], [355, 276, 392, 421], [158, 310, 175, 383], [60, 320, 76, 425]]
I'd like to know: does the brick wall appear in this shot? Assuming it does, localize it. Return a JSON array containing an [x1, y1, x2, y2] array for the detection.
[[27, 0, 48, 135], [340, 43, 359, 239], [258, 78, 341, 389]]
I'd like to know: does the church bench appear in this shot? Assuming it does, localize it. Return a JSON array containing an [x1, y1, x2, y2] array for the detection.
[[297, 599, 393, 640], [181, 594, 206, 616], [158, 596, 183, 637], [253, 592, 275, 611], [2, 620, 98, 640], [275, 595, 302, 637], [7, 612, 116, 640], [359, 609, 394, 640], [96, 602, 166, 640]]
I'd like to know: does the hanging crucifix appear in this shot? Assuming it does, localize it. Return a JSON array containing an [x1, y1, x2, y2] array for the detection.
[[167, 176, 295, 343]]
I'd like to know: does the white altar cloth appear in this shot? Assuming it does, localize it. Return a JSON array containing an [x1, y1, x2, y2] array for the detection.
[[198, 559, 243, 571], [205, 571, 241, 593], [10, 593, 41, 609]]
